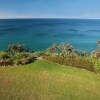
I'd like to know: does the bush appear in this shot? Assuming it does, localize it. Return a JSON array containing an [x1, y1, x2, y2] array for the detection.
[[0, 59, 13, 66], [0, 44, 35, 66], [43, 56, 94, 72], [91, 51, 100, 59], [0, 52, 12, 66], [45, 43, 73, 54], [13, 59, 22, 66], [13, 58, 31, 66], [13, 52, 30, 59], [43, 56, 64, 65], [91, 58, 100, 74], [6, 44, 33, 54], [97, 40, 100, 52], [0, 52, 10, 59], [33, 51, 45, 57], [12, 53, 35, 66], [44, 43, 90, 58], [64, 57, 94, 72], [91, 40, 100, 59]]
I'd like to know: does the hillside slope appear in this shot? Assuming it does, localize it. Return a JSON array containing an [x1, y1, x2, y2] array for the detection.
[[0, 60, 100, 100]]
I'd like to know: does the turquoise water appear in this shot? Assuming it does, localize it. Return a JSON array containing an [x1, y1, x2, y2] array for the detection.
[[0, 19, 100, 51]]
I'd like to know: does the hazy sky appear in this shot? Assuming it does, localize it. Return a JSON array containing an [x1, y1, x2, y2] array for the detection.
[[0, 0, 100, 19]]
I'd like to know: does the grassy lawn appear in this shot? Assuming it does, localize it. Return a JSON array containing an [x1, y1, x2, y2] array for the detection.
[[0, 59, 100, 100]]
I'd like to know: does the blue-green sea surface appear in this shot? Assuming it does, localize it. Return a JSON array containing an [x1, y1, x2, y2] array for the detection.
[[0, 19, 100, 51]]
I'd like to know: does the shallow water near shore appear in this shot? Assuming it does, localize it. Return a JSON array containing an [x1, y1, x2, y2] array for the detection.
[[0, 19, 100, 51]]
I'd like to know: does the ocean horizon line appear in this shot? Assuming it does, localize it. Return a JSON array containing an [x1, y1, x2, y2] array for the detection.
[[0, 18, 100, 20]]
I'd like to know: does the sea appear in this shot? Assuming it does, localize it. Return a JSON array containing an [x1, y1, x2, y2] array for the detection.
[[0, 19, 100, 51]]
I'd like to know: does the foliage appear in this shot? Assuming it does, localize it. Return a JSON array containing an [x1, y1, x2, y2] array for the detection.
[[0, 52, 13, 66], [1, 41, 100, 72], [12, 52, 35, 66], [91, 51, 100, 59], [0, 52, 10, 59], [45, 43, 90, 58], [90, 41, 100, 59], [91, 58, 100, 74], [97, 40, 100, 52], [6, 44, 33, 54], [45, 43, 73, 54], [43, 55, 94, 72], [42, 41, 100, 73], [13, 52, 30, 59], [12, 59, 22, 66], [33, 51, 45, 57], [0, 44, 35, 66], [0, 59, 13, 66]]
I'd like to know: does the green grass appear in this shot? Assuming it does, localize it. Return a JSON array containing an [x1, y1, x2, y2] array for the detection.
[[0, 60, 100, 100]]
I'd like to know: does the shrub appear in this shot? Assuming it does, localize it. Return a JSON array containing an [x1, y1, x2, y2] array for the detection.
[[6, 44, 33, 54], [13, 52, 29, 59], [43, 56, 94, 72], [12, 52, 35, 66], [21, 55, 35, 65], [91, 58, 100, 74], [91, 51, 100, 59], [21, 58, 32, 65], [45, 43, 73, 54], [64, 57, 94, 72], [13, 59, 22, 66], [0, 59, 13, 66], [33, 51, 45, 57], [44, 43, 90, 58], [0, 44, 35, 66], [0, 52, 12, 66], [0, 52, 10, 59], [97, 40, 100, 52]]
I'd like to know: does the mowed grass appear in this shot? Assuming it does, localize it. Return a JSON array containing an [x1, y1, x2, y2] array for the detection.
[[0, 60, 100, 100]]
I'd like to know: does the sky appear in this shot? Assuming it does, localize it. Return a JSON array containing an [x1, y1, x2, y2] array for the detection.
[[0, 0, 100, 19]]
